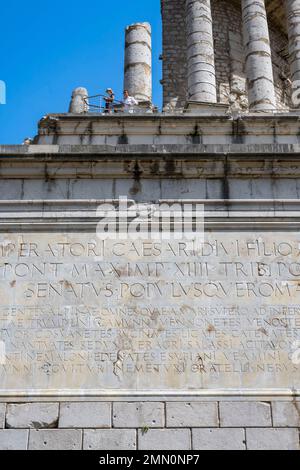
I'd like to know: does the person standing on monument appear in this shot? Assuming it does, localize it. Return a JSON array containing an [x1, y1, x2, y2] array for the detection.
[[103, 88, 115, 113], [123, 89, 138, 111]]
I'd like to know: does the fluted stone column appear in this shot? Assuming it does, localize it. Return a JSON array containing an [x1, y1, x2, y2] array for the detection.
[[286, 0, 300, 105], [186, 0, 217, 103], [241, 0, 276, 112], [124, 23, 152, 102]]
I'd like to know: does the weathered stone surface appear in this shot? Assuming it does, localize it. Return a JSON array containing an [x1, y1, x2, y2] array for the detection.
[[0, 404, 5, 429], [59, 403, 111, 428], [286, 0, 300, 99], [113, 402, 164, 428], [138, 429, 191, 450], [186, 0, 217, 103], [192, 428, 246, 450], [69, 87, 88, 114], [162, 0, 289, 111], [166, 402, 218, 427], [272, 402, 300, 427], [0, 230, 300, 394], [0, 430, 28, 450], [219, 402, 272, 427], [6, 403, 59, 429], [124, 23, 152, 102], [32, 114, 300, 146], [83, 429, 136, 450], [241, 0, 276, 111], [28, 430, 82, 450], [246, 428, 300, 450]]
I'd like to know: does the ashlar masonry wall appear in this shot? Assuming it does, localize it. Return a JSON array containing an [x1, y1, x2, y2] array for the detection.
[[0, 401, 299, 450]]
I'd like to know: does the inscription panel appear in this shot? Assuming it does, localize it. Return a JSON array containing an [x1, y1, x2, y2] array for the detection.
[[0, 231, 300, 394]]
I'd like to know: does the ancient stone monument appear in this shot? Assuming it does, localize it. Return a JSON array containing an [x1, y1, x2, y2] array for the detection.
[[0, 0, 300, 450]]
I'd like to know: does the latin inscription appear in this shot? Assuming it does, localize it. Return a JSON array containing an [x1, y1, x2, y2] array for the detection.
[[0, 232, 299, 393]]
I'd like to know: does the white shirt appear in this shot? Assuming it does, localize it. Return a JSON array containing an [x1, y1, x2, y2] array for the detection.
[[123, 96, 138, 110]]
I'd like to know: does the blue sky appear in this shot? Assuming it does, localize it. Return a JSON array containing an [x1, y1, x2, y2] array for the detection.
[[0, 0, 162, 144]]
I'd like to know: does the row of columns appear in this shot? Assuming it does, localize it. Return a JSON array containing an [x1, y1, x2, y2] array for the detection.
[[186, 0, 300, 112]]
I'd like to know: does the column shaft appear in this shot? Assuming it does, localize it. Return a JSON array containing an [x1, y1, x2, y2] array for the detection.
[[124, 23, 152, 102], [186, 0, 217, 103], [241, 0, 276, 112], [287, 0, 300, 99]]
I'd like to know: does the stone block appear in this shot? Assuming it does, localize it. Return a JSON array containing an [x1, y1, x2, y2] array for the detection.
[[192, 428, 246, 450], [29, 429, 82, 450], [83, 429, 136, 450], [113, 402, 164, 428], [246, 428, 299, 450], [59, 402, 111, 428], [0, 404, 5, 429], [219, 402, 271, 427], [0, 430, 28, 450], [272, 402, 300, 427], [166, 402, 218, 427], [6, 403, 59, 429], [138, 429, 191, 450]]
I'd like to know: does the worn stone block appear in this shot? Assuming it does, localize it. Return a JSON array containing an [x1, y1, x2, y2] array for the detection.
[[192, 428, 246, 450], [219, 402, 271, 427], [0, 404, 5, 429], [113, 402, 164, 428], [138, 429, 191, 450], [166, 402, 218, 427], [59, 402, 111, 428], [246, 428, 300, 450], [272, 402, 300, 427], [0, 430, 28, 450], [0, 180, 23, 199], [29, 429, 82, 450], [6, 403, 59, 429], [83, 429, 136, 450]]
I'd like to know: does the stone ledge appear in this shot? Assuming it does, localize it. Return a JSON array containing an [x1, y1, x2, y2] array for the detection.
[[1, 143, 300, 156]]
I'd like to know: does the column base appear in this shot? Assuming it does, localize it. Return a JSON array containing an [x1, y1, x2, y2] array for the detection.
[[184, 101, 229, 115]]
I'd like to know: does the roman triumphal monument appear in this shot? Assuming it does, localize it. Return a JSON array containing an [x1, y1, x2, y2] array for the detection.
[[0, 0, 300, 450]]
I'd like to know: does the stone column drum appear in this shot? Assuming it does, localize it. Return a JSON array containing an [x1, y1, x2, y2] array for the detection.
[[241, 0, 276, 112], [69, 87, 89, 114], [286, 0, 300, 107], [186, 0, 217, 103], [124, 22, 152, 102]]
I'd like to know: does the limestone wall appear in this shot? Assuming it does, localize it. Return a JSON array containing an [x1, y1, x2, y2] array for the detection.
[[0, 144, 300, 450], [0, 400, 299, 450]]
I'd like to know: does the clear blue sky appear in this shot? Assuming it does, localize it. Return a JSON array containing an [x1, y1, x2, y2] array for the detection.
[[0, 0, 162, 144]]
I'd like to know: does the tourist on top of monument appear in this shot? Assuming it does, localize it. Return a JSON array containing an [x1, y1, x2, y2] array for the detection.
[[103, 88, 115, 113], [123, 89, 138, 111]]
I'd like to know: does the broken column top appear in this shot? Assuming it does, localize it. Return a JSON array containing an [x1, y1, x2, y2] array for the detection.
[[125, 22, 151, 33]]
